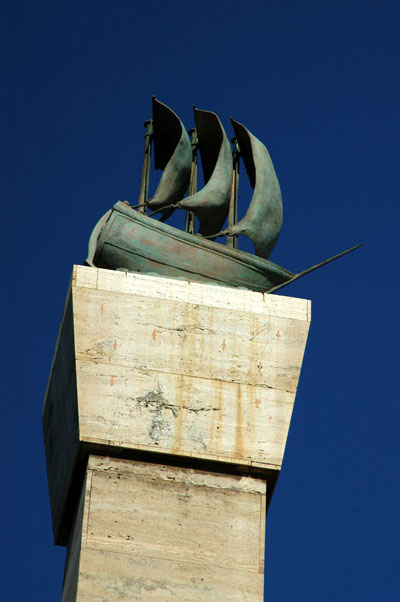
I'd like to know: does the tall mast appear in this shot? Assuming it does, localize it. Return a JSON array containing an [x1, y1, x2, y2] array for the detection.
[[137, 119, 153, 214], [226, 136, 240, 248], [185, 128, 198, 234]]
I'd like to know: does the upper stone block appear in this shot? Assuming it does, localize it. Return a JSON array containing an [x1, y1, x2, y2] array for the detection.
[[43, 266, 310, 544]]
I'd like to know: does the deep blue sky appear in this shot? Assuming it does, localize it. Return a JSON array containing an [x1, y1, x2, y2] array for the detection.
[[2, 1, 399, 600]]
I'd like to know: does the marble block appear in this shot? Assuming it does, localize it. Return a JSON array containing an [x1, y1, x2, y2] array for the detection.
[[43, 266, 310, 544], [62, 456, 266, 602]]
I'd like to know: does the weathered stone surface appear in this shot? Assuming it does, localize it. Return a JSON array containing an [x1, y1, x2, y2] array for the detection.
[[43, 266, 310, 543], [62, 456, 266, 601]]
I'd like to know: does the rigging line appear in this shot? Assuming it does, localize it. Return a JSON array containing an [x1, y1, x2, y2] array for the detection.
[[147, 203, 177, 218], [202, 230, 226, 239], [130, 201, 149, 209]]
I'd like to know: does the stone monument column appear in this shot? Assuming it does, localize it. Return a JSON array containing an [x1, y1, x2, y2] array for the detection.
[[43, 265, 310, 601]]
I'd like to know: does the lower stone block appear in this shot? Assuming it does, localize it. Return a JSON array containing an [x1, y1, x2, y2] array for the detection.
[[63, 456, 266, 601]]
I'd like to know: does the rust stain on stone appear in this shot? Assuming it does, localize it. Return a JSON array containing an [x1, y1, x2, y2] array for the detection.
[[152, 328, 157, 340], [255, 398, 260, 408], [222, 338, 226, 351], [110, 375, 117, 386], [213, 379, 223, 452], [113, 339, 117, 351], [257, 361, 262, 372], [276, 329, 281, 340], [100, 303, 104, 316], [172, 374, 184, 451], [234, 383, 245, 459]]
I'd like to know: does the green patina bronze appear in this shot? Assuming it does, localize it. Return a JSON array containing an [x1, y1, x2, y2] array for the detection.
[[86, 98, 362, 292], [145, 97, 192, 219], [221, 119, 283, 259], [172, 107, 233, 237], [86, 201, 293, 291]]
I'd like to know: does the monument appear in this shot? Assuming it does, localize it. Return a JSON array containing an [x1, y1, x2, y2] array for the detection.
[[43, 98, 313, 600]]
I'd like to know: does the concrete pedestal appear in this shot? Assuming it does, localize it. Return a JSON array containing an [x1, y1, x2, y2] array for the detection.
[[43, 266, 310, 600]]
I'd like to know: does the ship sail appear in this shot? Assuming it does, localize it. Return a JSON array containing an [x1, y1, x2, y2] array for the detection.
[[222, 119, 283, 260], [175, 107, 233, 237], [147, 97, 192, 216]]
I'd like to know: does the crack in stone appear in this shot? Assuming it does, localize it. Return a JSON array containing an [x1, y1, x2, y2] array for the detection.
[[182, 406, 219, 413]]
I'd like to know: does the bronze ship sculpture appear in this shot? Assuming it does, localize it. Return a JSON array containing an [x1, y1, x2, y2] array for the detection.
[[86, 97, 361, 292]]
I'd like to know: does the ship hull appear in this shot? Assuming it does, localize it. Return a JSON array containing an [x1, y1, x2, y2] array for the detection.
[[86, 202, 293, 292]]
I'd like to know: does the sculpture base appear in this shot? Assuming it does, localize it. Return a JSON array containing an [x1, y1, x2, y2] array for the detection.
[[62, 455, 266, 601], [43, 266, 310, 546]]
